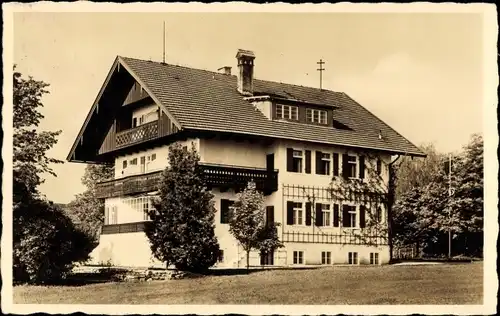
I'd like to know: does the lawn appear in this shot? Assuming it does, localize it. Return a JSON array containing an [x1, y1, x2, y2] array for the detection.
[[13, 263, 482, 305]]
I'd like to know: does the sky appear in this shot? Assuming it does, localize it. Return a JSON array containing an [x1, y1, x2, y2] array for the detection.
[[11, 11, 485, 204]]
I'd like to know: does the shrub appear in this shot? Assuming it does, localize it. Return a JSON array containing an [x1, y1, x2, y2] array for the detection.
[[13, 198, 95, 284]]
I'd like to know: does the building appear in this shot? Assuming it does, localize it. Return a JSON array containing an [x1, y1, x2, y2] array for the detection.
[[67, 49, 425, 268]]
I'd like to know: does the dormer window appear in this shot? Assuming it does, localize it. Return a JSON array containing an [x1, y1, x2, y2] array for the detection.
[[306, 108, 327, 125], [276, 104, 298, 121]]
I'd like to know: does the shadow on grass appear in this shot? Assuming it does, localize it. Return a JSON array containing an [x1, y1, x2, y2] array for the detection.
[[206, 266, 321, 276]]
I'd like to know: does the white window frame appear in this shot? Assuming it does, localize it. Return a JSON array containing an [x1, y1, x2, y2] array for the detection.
[[123, 196, 154, 221], [347, 155, 358, 179], [276, 104, 299, 121], [293, 202, 304, 226], [370, 252, 380, 265], [342, 204, 357, 229], [321, 251, 332, 265], [320, 153, 331, 175], [293, 251, 304, 265], [292, 150, 303, 173], [306, 108, 328, 124], [348, 252, 358, 265], [322, 204, 331, 226]]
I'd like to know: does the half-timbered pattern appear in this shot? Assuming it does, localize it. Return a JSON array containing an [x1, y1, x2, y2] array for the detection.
[[68, 49, 424, 268]]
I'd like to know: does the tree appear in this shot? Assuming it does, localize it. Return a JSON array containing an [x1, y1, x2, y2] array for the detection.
[[12, 67, 93, 283], [395, 143, 444, 199], [66, 164, 114, 241], [13, 198, 94, 284], [450, 134, 483, 256], [13, 65, 63, 204], [392, 134, 483, 257], [229, 181, 283, 271], [145, 142, 220, 273]]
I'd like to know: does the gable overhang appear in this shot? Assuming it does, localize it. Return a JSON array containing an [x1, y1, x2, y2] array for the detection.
[[183, 127, 427, 158], [67, 56, 182, 163]]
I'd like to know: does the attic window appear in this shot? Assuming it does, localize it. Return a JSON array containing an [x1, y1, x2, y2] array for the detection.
[[276, 104, 298, 121], [306, 108, 327, 124]]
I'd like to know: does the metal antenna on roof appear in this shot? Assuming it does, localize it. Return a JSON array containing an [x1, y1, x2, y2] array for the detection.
[[317, 59, 326, 90]]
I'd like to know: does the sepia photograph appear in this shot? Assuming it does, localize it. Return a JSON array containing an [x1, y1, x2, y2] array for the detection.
[[1, 2, 497, 315]]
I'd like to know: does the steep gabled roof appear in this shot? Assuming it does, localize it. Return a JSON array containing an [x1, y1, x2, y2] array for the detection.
[[119, 56, 425, 156]]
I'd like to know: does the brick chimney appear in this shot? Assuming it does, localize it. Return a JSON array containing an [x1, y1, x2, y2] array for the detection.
[[236, 49, 255, 96], [217, 66, 232, 75]]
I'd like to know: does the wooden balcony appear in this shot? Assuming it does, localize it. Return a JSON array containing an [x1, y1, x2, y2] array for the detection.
[[115, 120, 159, 149], [95, 163, 279, 199]]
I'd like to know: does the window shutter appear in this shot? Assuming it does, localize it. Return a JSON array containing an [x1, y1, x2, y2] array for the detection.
[[266, 206, 274, 226], [315, 203, 323, 226], [305, 150, 311, 174], [220, 199, 230, 224], [315, 151, 323, 174], [342, 205, 350, 227], [305, 202, 312, 226], [342, 153, 349, 179], [333, 153, 339, 176], [359, 155, 365, 179], [360, 205, 366, 228], [286, 201, 294, 225], [333, 204, 340, 227], [286, 148, 294, 172]]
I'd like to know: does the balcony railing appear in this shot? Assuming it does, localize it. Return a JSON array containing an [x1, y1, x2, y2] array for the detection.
[[101, 221, 147, 235], [95, 163, 279, 199], [96, 171, 163, 199], [116, 120, 159, 149]]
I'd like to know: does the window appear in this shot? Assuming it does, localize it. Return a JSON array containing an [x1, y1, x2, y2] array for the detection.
[[376, 159, 382, 175], [293, 202, 303, 225], [104, 206, 110, 225], [293, 251, 304, 264], [130, 158, 138, 165], [218, 250, 224, 263], [140, 156, 146, 173], [123, 196, 154, 221], [343, 205, 357, 228], [306, 108, 327, 124], [132, 117, 138, 128], [292, 150, 303, 173], [375, 207, 383, 223], [348, 252, 358, 265], [322, 204, 331, 226], [317, 152, 331, 175], [346, 155, 357, 178], [220, 199, 235, 224], [109, 206, 118, 224], [151, 153, 156, 161], [370, 253, 379, 265], [276, 104, 299, 120], [122, 160, 128, 169], [321, 251, 332, 264]]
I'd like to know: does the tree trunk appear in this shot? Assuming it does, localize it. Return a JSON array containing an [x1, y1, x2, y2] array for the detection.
[[246, 250, 250, 273]]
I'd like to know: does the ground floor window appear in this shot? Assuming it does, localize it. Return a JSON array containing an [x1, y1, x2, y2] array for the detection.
[[321, 251, 332, 264], [293, 251, 304, 264], [218, 250, 224, 263], [370, 252, 379, 265], [348, 252, 358, 265], [260, 250, 274, 266]]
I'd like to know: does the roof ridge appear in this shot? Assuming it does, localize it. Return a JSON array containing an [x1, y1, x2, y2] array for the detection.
[[119, 55, 342, 94]]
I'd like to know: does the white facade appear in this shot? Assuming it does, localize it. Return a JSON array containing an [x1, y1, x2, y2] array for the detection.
[[90, 133, 392, 268]]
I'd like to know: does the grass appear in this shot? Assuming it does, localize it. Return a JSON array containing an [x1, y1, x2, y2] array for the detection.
[[13, 263, 482, 305]]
